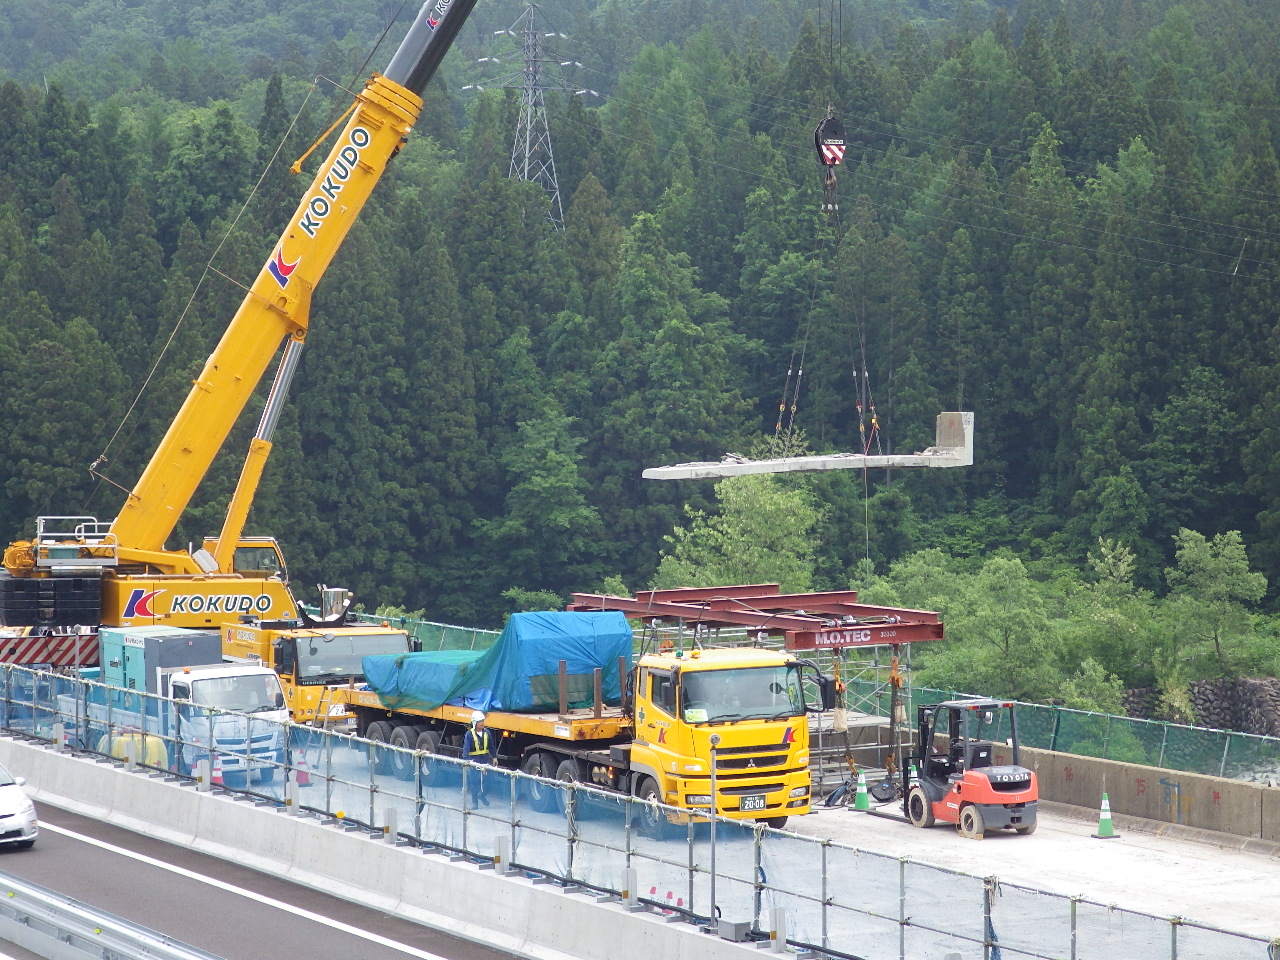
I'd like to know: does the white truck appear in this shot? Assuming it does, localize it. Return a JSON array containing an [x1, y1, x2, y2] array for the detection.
[[57, 625, 288, 786]]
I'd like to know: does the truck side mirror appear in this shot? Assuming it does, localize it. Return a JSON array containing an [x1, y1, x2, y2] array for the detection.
[[274, 639, 294, 674], [814, 674, 838, 712]]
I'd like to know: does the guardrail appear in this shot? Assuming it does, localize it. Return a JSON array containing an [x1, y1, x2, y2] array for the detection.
[[846, 681, 1280, 783], [4, 664, 1277, 960], [0, 869, 224, 960]]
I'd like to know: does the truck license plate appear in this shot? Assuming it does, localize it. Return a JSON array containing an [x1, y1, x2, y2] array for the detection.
[[740, 794, 766, 812]]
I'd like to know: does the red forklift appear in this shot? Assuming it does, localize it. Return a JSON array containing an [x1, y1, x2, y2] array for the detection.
[[904, 698, 1038, 838]]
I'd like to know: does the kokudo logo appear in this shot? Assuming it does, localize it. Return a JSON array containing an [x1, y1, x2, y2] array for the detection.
[[298, 126, 372, 239], [171, 593, 274, 615], [124, 588, 271, 617]]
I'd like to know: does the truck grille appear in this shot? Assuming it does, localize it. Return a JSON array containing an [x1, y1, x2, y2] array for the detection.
[[717, 753, 787, 770], [718, 783, 785, 796]]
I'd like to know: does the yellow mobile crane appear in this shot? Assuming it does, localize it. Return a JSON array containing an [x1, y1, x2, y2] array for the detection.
[[0, 0, 480, 719]]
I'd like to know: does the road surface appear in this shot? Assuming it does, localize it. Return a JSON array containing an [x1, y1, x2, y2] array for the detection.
[[0, 803, 515, 960], [793, 796, 1280, 940]]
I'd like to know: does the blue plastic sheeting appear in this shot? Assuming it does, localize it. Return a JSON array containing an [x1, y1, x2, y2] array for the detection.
[[362, 611, 633, 712]]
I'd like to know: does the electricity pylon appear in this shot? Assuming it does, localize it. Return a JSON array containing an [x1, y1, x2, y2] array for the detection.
[[465, 3, 595, 228]]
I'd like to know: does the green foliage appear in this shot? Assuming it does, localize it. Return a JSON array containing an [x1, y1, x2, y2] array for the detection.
[[1, 0, 1280, 698], [653, 475, 819, 592]]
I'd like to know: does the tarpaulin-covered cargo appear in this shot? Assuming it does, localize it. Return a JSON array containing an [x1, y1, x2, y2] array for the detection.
[[362, 610, 632, 712]]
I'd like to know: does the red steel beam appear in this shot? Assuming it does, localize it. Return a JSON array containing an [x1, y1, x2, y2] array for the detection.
[[787, 621, 944, 650], [641, 584, 783, 602], [569, 591, 944, 649]]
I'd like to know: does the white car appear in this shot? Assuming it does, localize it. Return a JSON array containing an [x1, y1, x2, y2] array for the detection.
[[0, 763, 37, 849]]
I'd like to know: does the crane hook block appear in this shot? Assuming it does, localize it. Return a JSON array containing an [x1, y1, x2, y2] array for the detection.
[[815, 116, 846, 167]]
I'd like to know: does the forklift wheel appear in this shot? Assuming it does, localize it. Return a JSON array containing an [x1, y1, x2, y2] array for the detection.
[[906, 786, 934, 828], [959, 804, 986, 839]]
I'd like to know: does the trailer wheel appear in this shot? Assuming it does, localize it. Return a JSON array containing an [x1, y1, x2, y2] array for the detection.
[[415, 729, 447, 786], [907, 786, 935, 828], [366, 720, 394, 775], [521, 752, 560, 813], [638, 777, 674, 839], [389, 724, 422, 781], [959, 804, 986, 839]]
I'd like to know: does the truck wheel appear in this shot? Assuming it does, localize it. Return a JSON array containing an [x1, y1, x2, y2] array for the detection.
[[959, 804, 986, 839], [907, 786, 935, 828], [415, 729, 447, 786], [366, 720, 394, 775], [521, 752, 559, 813], [389, 724, 422, 781], [758, 816, 789, 830], [556, 758, 583, 783], [638, 777, 674, 839]]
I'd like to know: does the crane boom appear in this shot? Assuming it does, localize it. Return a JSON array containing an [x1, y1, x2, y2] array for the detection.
[[109, 0, 479, 561]]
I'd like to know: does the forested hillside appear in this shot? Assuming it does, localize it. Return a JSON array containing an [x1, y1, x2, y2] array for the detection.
[[1, 0, 1278, 715]]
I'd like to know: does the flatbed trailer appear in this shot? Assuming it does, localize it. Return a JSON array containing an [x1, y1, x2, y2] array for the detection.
[[342, 641, 836, 829]]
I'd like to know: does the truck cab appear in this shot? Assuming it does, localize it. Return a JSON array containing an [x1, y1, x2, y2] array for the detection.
[[628, 647, 835, 828], [223, 617, 412, 725]]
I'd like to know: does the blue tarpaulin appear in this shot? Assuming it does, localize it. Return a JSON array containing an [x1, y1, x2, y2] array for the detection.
[[362, 610, 633, 712]]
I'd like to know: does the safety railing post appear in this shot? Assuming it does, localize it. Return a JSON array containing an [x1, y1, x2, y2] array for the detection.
[[1070, 895, 1078, 960], [565, 782, 577, 884], [821, 840, 830, 949], [899, 857, 907, 960], [1219, 734, 1231, 779], [983, 876, 996, 960], [324, 732, 334, 812]]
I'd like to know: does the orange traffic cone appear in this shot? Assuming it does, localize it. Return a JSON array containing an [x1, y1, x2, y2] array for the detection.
[[294, 750, 311, 786], [209, 753, 225, 788]]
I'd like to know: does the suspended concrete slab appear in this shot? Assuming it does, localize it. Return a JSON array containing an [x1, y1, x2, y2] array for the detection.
[[642, 411, 974, 480]]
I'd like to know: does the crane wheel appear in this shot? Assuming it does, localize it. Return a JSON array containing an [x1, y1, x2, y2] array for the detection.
[[907, 786, 934, 828]]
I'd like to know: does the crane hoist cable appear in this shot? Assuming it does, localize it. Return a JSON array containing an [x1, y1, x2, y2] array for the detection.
[[769, 107, 850, 458]]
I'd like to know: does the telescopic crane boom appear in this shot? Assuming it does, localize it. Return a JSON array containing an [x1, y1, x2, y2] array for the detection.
[[1, 0, 480, 629]]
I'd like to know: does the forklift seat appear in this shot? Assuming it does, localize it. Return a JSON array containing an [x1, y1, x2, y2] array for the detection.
[[968, 742, 993, 769]]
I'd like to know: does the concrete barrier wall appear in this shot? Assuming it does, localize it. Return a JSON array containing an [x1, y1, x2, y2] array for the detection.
[[992, 743, 1276, 840], [0, 737, 773, 960]]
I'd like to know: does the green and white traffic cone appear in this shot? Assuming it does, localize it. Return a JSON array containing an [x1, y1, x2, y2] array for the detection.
[[853, 771, 871, 811], [1092, 792, 1119, 839]]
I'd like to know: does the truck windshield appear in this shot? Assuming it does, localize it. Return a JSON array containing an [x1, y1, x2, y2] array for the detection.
[[190, 674, 284, 713], [297, 632, 408, 682], [680, 665, 805, 724]]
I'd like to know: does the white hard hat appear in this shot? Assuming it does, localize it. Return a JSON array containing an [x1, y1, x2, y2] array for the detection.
[[471, 710, 485, 723]]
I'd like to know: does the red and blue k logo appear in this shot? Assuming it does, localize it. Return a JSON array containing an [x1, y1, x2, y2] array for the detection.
[[122, 589, 164, 618], [267, 246, 299, 287]]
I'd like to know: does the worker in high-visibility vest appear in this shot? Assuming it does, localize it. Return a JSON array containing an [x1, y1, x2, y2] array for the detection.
[[462, 710, 494, 806]]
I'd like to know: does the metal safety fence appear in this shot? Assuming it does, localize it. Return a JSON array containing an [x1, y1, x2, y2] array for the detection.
[[846, 681, 1280, 784], [5, 664, 1276, 960], [309, 610, 1280, 783], [336, 610, 501, 652]]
